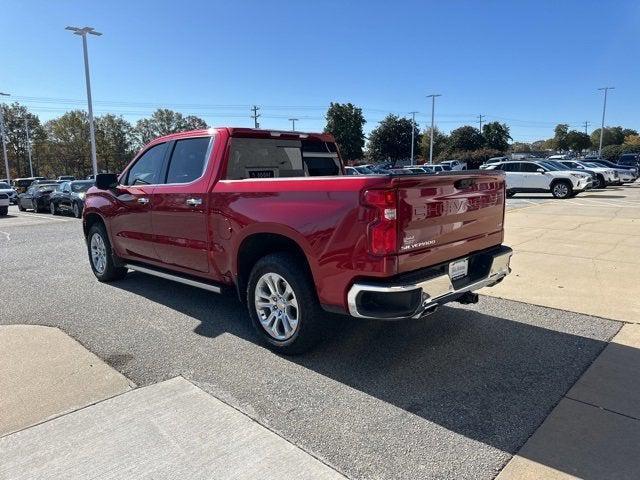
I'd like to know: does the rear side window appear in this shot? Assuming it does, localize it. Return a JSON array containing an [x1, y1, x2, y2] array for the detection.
[[125, 143, 168, 186], [166, 137, 211, 184], [226, 138, 341, 180], [501, 163, 520, 172]]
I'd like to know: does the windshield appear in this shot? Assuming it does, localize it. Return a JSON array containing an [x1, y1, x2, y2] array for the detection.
[[583, 162, 601, 169], [0, 182, 11, 189], [355, 166, 373, 174], [36, 184, 60, 192], [537, 161, 561, 171], [71, 181, 94, 193]]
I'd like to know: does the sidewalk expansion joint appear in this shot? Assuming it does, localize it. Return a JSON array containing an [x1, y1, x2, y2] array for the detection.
[[564, 395, 640, 422]]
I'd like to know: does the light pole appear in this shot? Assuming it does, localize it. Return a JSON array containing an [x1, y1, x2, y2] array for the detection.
[[597, 87, 614, 158], [408, 111, 418, 165], [66, 26, 102, 176], [0, 92, 10, 182], [288, 118, 299, 131], [426, 94, 442, 164], [24, 118, 33, 177]]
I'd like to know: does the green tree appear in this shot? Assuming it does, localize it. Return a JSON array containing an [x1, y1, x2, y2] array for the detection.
[[591, 127, 626, 148], [419, 126, 448, 161], [45, 110, 92, 178], [366, 114, 419, 161], [134, 109, 208, 145], [324, 102, 366, 162], [95, 114, 136, 174], [552, 124, 570, 150], [481, 122, 511, 151], [447, 125, 484, 151], [0, 102, 42, 178], [621, 128, 638, 138], [565, 130, 592, 153]]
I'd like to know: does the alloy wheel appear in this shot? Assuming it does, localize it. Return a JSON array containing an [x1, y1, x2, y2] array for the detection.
[[553, 183, 569, 198], [254, 272, 299, 340], [90, 233, 107, 274]]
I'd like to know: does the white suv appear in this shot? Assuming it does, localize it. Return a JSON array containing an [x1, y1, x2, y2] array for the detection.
[[440, 160, 467, 171], [488, 161, 592, 199]]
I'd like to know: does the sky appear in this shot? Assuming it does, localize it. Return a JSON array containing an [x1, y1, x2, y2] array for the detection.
[[1, 0, 639, 142]]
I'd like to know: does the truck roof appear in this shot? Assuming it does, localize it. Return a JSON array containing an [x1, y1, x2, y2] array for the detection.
[[151, 128, 335, 144]]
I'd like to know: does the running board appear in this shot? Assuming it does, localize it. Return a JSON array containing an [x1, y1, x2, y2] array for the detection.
[[124, 263, 222, 294]]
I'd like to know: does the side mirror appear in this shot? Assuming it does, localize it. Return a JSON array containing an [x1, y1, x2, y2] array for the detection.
[[536, 168, 545, 173], [95, 173, 119, 190]]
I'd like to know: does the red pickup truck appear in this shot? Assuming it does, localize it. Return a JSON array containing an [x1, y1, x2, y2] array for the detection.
[[83, 128, 512, 353]]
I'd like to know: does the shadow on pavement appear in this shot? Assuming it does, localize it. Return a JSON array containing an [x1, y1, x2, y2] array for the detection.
[[112, 271, 619, 476]]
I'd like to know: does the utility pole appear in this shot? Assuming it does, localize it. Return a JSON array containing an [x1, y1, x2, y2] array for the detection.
[[0, 92, 10, 183], [597, 87, 615, 158], [478, 114, 484, 132], [426, 94, 442, 164], [66, 26, 102, 177], [24, 118, 33, 177], [251, 105, 261, 129], [288, 118, 298, 131], [408, 111, 418, 165], [583, 121, 591, 135]]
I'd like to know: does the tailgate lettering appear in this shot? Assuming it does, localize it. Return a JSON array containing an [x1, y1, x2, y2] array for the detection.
[[413, 193, 500, 219]]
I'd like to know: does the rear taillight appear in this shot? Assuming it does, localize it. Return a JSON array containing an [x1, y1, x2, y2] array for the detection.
[[363, 189, 397, 255]]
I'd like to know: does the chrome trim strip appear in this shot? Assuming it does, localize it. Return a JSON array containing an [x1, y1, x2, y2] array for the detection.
[[347, 250, 512, 319], [124, 264, 221, 293]]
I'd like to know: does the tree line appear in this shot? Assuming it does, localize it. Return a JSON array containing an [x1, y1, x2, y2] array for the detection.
[[0, 103, 207, 179], [323, 102, 640, 167], [2, 100, 638, 179]]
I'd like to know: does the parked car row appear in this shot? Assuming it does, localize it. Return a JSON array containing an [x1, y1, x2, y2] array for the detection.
[[483, 158, 638, 199], [15, 179, 94, 218]]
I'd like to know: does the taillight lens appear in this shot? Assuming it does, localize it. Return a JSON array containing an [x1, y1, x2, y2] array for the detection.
[[363, 189, 397, 255]]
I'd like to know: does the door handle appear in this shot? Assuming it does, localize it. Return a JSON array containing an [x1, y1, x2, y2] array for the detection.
[[137, 197, 149, 204], [186, 198, 202, 206]]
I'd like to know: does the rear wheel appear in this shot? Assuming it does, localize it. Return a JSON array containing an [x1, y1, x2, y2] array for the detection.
[[18, 201, 25, 212], [551, 180, 573, 199], [73, 202, 82, 218], [0, 206, 7, 216], [247, 253, 326, 355], [596, 175, 606, 189], [87, 223, 128, 282]]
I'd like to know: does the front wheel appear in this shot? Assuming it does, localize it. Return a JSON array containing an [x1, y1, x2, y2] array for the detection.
[[50, 202, 58, 215], [0, 206, 7, 216], [247, 253, 327, 355], [87, 223, 128, 282], [73, 202, 82, 218], [551, 181, 573, 199]]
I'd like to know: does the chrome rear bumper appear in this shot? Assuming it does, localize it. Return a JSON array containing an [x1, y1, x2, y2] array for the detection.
[[347, 247, 512, 320]]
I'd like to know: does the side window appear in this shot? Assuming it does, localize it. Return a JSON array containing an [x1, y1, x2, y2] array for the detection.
[[502, 163, 520, 172], [165, 137, 211, 184], [520, 163, 540, 173], [124, 143, 168, 186]]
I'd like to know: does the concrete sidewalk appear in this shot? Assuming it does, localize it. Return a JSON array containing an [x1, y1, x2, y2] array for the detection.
[[0, 324, 133, 436], [0, 326, 345, 479], [483, 184, 640, 323], [497, 324, 640, 479]]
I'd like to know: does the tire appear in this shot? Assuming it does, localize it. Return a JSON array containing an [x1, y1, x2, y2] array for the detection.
[[73, 202, 82, 219], [596, 175, 606, 189], [33, 202, 41, 213], [506, 190, 516, 198], [551, 180, 573, 199], [50, 202, 58, 215], [0, 206, 7, 216], [247, 252, 326, 355], [18, 202, 25, 212], [87, 223, 128, 282]]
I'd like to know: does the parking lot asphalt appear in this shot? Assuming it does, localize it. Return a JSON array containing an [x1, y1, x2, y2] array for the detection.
[[0, 204, 622, 479]]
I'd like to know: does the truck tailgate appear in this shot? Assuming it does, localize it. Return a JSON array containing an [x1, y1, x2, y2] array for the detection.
[[392, 171, 505, 273]]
